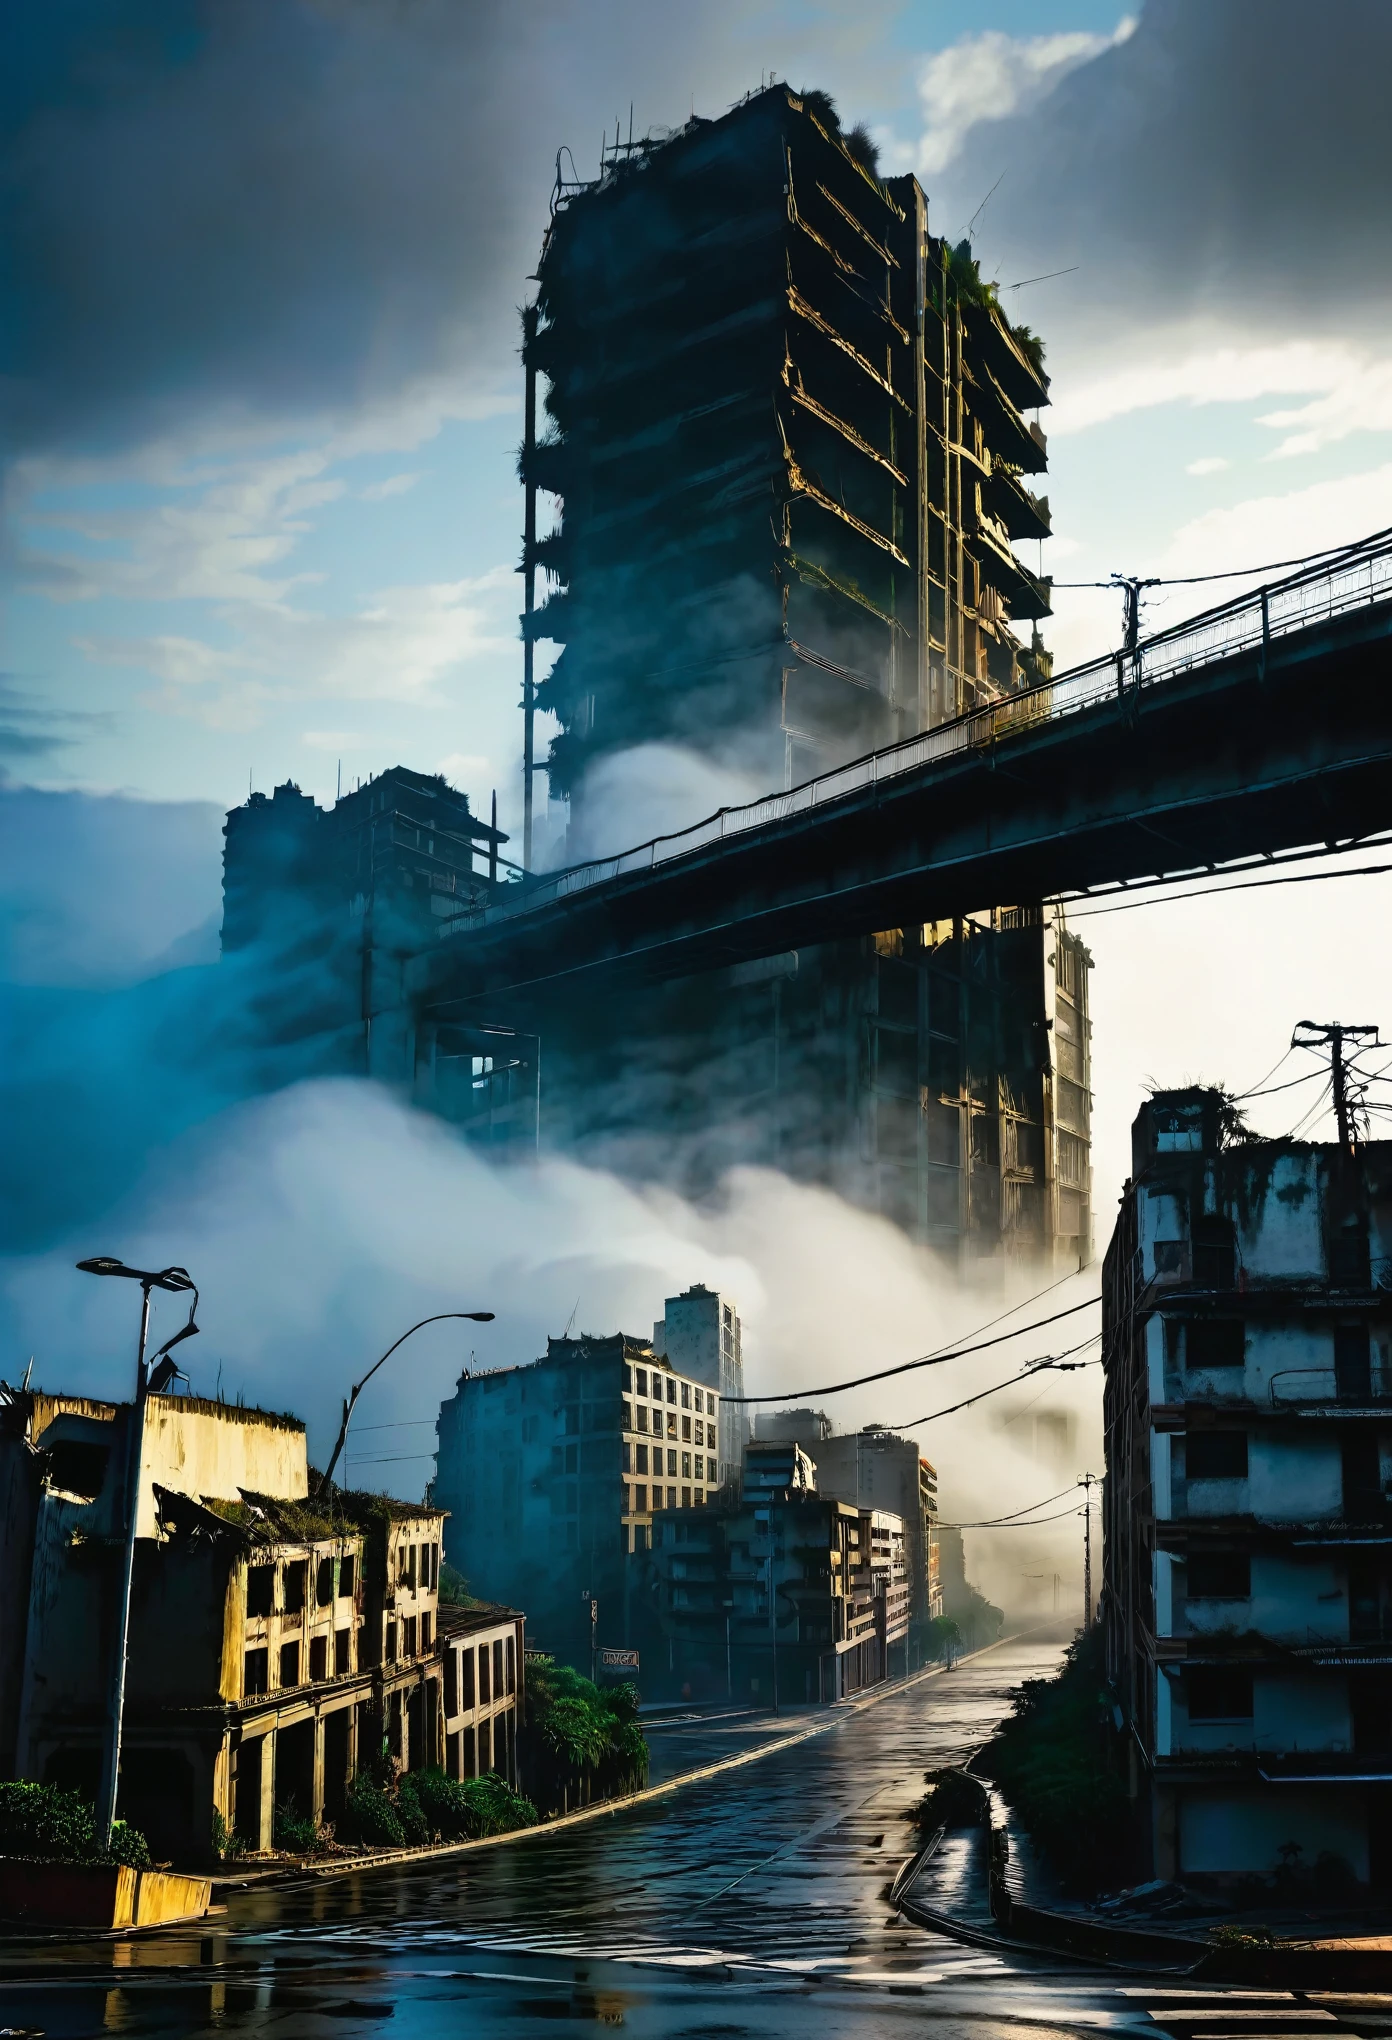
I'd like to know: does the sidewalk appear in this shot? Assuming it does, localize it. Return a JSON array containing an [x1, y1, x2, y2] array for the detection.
[[898, 1771, 1392, 1986]]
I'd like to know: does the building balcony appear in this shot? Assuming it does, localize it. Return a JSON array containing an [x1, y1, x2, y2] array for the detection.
[[965, 367, 1047, 476], [984, 464, 1050, 543], [1267, 1367, 1392, 1413], [972, 521, 1051, 620], [962, 300, 1051, 414]]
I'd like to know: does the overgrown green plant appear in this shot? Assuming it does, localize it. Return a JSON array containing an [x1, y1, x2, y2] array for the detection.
[[977, 1626, 1130, 1896], [0, 1782, 150, 1868], [926, 1616, 962, 1662], [272, 1796, 320, 1855], [210, 1808, 247, 1862], [339, 1772, 406, 1848], [911, 1767, 984, 1836], [523, 1659, 648, 1814], [412, 1768, 538, 1841]]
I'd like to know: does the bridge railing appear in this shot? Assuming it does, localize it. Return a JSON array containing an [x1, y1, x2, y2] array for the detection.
[[449, 524, 1392, 930]]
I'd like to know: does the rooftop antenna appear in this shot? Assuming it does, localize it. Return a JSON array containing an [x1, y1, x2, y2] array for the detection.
[[1003, 265, 1080, 292], [337, 759, 342, 802], [562, 1297, 580, 1339], [962, 171, 1005, 246]]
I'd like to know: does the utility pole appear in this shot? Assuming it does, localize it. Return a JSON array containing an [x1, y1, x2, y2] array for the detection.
[[1081, 1472, 1097, 1631], [1292, 1021, 1380, 1151], [1111, 574, 1161, 680]]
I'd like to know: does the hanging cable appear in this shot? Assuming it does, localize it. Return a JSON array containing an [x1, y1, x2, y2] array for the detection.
[[885, 1336, 1101, 1430], [1064, 855, 1392, 921], [727, 1296, 1099, 1405], [1051, 526, 1391, 591]]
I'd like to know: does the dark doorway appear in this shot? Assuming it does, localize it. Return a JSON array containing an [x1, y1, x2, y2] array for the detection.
[[118, 1747, 195, 1861], [322, 1709, 351, 1821], [274, 1718, 315, 1832], [235, 1736, 264, 1849]]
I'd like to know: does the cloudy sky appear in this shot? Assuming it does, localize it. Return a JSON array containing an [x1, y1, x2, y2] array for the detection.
[[4, 2, 1392, 1536], [7, 0, 1390, 826]]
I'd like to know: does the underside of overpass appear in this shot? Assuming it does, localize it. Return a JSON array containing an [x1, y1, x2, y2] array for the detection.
[[415, 581, 1392, 1015]]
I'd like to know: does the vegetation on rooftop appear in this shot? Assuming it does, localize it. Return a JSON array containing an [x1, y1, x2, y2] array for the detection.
[[942, 240, 1047, 375], [797, 86, 880, 178]]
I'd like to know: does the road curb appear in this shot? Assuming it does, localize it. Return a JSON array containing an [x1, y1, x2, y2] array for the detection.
[[216, 1628, 1042, 1897]]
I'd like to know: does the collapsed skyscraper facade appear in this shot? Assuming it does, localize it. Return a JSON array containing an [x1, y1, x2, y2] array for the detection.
[[518, 84, 1092, 1266]]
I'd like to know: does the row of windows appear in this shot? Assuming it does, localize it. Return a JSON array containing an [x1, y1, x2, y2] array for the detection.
[[626, 1482, 704, 1513], [443, 1634, 516, 1714], [397, 1540, 440, 1592], [444, 1715, 508, 1781], [245, 1626, 356, 1695], [623, 1405, 711, 1444], [624, 1445, 717, 1483], [624, 1367, 716, 1413], [1171, 1318, 1380, 1388], [384, 1611, 434, 1662], [247, 1554, 356, 1621]]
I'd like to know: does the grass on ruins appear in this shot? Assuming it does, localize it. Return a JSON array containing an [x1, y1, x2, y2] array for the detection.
[[0, 1781, 150, 1868]]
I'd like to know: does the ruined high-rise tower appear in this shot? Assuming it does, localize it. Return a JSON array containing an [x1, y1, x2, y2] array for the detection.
[[522, 82, 1052, 816]]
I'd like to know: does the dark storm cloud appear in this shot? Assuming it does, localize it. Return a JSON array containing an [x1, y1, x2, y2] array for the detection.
[[1, 0, 847, 461], [936, 0, 1392, 341]]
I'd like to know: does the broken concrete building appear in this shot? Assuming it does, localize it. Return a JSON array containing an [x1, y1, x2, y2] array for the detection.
[[512, 82, 1092, 1266], [751, 1412, 942, 1660], [1103, 1088, 1392, 1888], [433, 1327, 723, 1671], [642, 1439, 911, 1703], [0, 1381, 521, 1860]]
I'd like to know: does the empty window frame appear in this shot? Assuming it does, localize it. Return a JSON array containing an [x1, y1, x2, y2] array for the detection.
[[1185, 1432, 1248, 1480]]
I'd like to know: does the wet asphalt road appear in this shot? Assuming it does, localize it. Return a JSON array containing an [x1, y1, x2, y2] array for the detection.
[[2, 1628, 1388, 2038]]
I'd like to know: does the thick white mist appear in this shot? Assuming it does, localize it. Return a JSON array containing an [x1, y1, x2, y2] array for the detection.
[[0, 1075, 1101, 1620], [559, 743, 768, 866]]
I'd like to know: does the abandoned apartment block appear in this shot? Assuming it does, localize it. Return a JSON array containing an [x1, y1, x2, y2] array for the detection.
[[1104, 1088, 1392, 1888], [0, 1384, 522, 1860], [509, 82, 1092, 1264], [434, 1313, 727, 1673], [644, 1439, 912, 1704]]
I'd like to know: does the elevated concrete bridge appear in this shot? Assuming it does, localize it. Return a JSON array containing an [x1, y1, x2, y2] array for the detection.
[[412, 531, 1392, 1018]]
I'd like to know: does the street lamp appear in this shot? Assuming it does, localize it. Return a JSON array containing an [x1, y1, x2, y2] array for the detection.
[[316, 1310, 495, 1496], [76, 1256, 199, 1853]]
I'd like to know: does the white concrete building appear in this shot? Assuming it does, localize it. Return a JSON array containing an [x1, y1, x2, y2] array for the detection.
[[652, 1284, 746, 1485], [1103, 1088, 1392, 1890]]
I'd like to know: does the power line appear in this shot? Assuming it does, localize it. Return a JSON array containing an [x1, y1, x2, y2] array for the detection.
[[727, 1296, 1099, 1405], [939, 1501, 1088, 1529], [877, 1260, 1095, 1377], [1064, 855, 1392, 921], [1051, 528, 1387, 592], [943, 1480, 1082, 1527], [887, 1337, 1100, 1430]]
